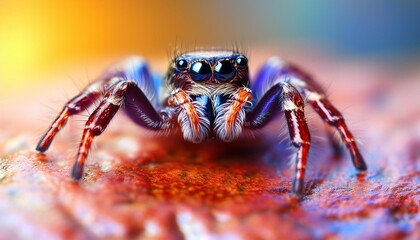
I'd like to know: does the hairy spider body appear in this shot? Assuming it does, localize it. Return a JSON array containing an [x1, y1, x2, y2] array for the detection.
[[37, 50, 367, 197]]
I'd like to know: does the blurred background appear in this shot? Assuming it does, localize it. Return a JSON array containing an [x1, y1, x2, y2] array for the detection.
[[1, 0, 420, 97]]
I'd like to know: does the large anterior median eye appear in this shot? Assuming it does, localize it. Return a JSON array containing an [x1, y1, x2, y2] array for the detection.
[[214, 60, 235, 82], [190, 61, 212, 82]]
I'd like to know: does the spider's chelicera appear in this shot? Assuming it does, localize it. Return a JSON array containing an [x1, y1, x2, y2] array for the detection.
[[37, 50, 367, 197]]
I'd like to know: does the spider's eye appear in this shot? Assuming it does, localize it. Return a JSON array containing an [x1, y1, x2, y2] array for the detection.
[[175, 58, 188, 71], [214, 60, 235, 82], [190, 61, 212, 82], [235, 56, 248, 68]]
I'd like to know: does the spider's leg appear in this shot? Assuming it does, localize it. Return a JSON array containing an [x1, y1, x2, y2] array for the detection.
[[37, 57, 158, 152], [253, 58, 342, 155], [37, 57, 169, 179], [282, 83, 311, 196], [253, 58, 366, 170], [286, 64, 367, 171], [71, 83, 123, 179], [36, 80, 107, 152], [72, 80, 166, 180], [323, 122, 342, 157], [245, 81, 310, 196]]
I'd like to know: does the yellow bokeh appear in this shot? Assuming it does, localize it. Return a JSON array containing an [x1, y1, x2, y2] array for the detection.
[[0, 1, 48, 90], [1, 1, 247, 95]]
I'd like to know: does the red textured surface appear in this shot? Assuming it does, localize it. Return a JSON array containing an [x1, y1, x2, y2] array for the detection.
[[0, 54, 419, 239]]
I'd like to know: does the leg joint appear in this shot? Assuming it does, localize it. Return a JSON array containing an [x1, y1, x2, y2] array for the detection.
[[326, 115, 344, 126], [291, 140, 310, 148]]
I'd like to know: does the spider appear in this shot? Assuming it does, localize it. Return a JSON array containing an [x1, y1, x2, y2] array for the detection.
[[36, 50, 367, 197]]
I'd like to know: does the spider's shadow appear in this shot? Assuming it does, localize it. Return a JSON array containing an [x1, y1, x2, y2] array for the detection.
[[153, 134, 294, 169]]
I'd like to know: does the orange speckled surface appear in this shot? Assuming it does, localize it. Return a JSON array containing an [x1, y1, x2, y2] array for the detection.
[[0, 53, 419, 239]]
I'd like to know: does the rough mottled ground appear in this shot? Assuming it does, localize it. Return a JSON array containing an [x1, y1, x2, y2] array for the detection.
[[0, 53, 419, 239]]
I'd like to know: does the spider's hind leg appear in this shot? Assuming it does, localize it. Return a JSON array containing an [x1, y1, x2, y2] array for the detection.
[[286, 64, 367, 170]]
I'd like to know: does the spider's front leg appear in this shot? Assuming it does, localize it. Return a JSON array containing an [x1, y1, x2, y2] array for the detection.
[[71, 80, 167, 179], [287, 61, 366, 171], [246, 82, 310, 196], [247, 58, 367, 196], [37, 57, 169, 179]]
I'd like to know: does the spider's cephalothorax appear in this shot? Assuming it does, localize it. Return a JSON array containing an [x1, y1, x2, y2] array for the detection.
[[37, 50, 367, 197], [166, 51, 252, 143]]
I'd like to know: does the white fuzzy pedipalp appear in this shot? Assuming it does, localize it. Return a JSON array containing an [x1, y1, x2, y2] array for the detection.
[[177, 101, 211, 143], [214, 100, 246, 142]]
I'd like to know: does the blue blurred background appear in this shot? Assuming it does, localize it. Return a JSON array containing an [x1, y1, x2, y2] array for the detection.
[[237, 1, 420, 56], [0, 1, 419, 95]]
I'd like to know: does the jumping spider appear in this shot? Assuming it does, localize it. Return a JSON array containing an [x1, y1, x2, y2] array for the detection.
[[37, 50, 367, 197]]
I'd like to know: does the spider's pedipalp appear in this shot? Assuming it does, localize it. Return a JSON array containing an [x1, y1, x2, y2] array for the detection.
[[214, 87, 252, 141]]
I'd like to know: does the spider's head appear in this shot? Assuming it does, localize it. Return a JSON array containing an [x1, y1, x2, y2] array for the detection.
[[167, 50, 249, 93]]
